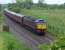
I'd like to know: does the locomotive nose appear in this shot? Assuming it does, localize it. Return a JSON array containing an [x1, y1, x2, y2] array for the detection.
[[35, 19, 46, 35], [36, 29, 41, 32], [35, 19, 46, 29]]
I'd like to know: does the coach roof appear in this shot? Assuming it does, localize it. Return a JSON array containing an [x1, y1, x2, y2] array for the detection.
[[4, 9, 25, 17]]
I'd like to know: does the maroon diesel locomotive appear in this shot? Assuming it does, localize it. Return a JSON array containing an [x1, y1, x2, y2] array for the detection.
[[4, 9, 47, 35]]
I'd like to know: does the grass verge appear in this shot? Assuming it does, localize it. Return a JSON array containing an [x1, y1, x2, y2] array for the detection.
[[0, 32, 30, 50]]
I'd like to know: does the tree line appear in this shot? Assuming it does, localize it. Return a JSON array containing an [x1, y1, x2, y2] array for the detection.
[[1, 0, 64, 13], [0, 0, 65, 10]]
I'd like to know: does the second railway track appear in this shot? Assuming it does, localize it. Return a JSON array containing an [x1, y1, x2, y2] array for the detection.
[[5, 17, 54, 50]]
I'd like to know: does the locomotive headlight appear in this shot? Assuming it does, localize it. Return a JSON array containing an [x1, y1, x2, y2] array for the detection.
[[36, 24, 46, 29]]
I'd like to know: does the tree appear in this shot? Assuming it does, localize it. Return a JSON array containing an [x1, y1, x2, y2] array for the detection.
[[38, 0, 44, 4], [64, 3, 65, 5], [16, 0, 33, 9], [16, 0, 24, 3], [38, 0, 44, 7], [0, 4, 1, 11], [23, 0, 33, 9], [63, 3, 65, 8]]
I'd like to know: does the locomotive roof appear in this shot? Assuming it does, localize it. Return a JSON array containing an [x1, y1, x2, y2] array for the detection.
[[4, 9, 25, 17], [25, 16, 38, 21]]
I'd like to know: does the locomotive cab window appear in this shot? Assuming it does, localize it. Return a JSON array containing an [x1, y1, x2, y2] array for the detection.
[[35, 19, 46, 29]]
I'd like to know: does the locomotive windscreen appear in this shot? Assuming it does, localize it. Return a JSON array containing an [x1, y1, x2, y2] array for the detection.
[[35, 19, 46, 29], [35, 19, 45, 23]]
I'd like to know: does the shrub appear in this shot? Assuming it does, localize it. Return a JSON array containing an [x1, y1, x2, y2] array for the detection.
[[38, 36, 65, 50], [0, 32, 30, 50]]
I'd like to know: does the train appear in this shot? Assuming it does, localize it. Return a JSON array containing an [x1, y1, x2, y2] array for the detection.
[[4, 9, 47, 35]]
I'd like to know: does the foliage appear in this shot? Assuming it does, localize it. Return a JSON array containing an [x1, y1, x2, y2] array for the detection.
[[38, 0, 44, 7], [23, 0, 33, 9], [38, 36, 65, 50], [16, 0, 24, 3], [8, 3, 21, 13], [0, 4, 1, 11], [7, 0, 65, 10], [0, 15, 4, 23], [0, 32, 30, 50], [15, 0, 33, 9]]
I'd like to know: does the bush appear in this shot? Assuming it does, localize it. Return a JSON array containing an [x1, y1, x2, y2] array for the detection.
[[9, 7, 21, 13], [38, 36, 65, 50], [0, 32, 30, 50]]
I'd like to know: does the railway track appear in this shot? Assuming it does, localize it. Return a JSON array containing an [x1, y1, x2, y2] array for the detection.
[[5, 17, 54, 50]]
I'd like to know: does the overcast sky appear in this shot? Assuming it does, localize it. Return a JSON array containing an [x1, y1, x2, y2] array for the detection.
[[0, 0, 65, 4], [0, 0, 16, 4], [33, 0, 65, 4]]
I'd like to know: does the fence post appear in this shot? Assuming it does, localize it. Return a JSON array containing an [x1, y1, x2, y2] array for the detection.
[[3, 24, 9, 32]]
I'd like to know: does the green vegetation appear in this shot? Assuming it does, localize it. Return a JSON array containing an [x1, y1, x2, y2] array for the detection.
[[0, 10, 4, 23], [8, 0, 65, 10], [38, 36, 65, 50], [0, 14, 3, 31], [0, 16, 4, 23], [0, 32, 30, 50]]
